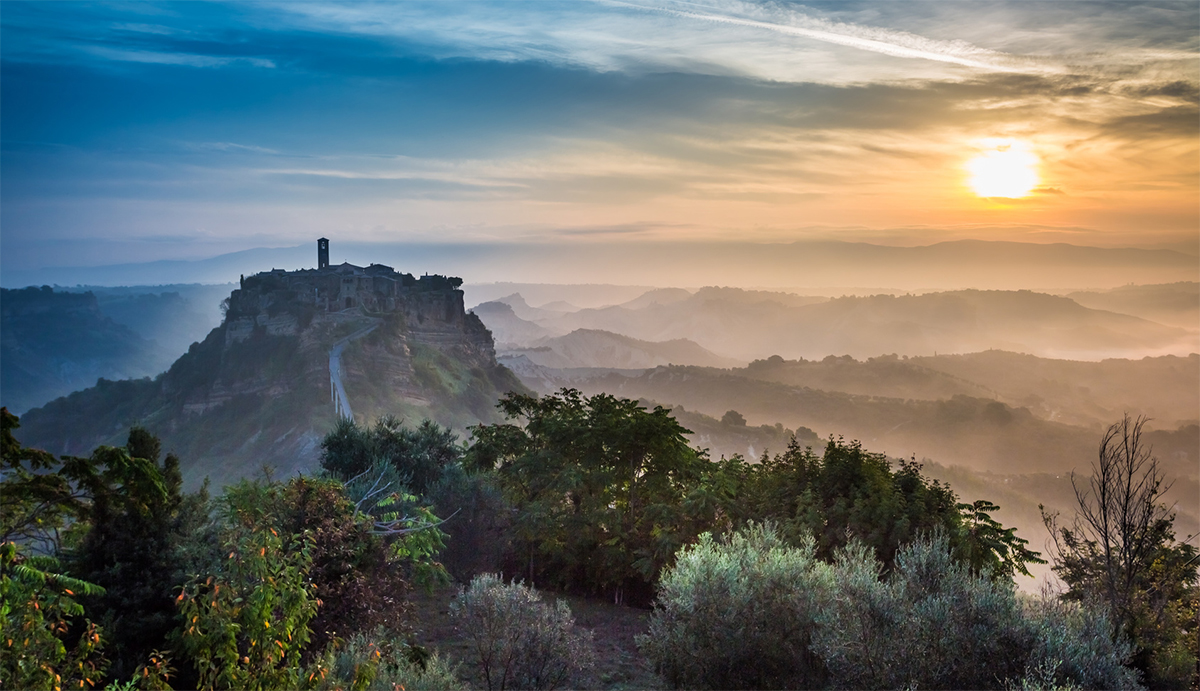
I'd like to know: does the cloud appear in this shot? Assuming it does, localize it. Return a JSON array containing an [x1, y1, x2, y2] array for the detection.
[[608, 0, 1034, 73]]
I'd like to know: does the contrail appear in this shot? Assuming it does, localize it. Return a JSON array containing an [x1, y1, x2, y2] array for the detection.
[[607, 0, 1033, 72]]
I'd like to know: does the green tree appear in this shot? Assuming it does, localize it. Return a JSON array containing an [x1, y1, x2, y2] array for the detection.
[[1, 407, 86, 553], [737, 437, 1038, 577], [275, 476, 413, 656], [1043, 414, 1199, 689], [1, 535, 108, 691], [639, 524, 833, 690], [321, 416, 462, 495], [66, 429, 189, 682], [177, 480, 320, 691], [0, 408, 109, 690], [466, 389, 713, 604], [956, 499, 1046, 579]]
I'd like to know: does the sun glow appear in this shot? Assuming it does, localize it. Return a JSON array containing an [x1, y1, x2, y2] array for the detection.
[[966, 139, 1039, 198]]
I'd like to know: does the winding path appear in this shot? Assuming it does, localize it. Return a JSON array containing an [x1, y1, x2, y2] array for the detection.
[[329, 319, 381, 420]]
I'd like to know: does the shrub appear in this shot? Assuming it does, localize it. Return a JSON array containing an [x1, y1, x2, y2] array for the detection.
[[647, 526, 1142, 691], [1020, 595, 1140, 691], [813, 532, 1141, 690], [450, 574, 595, 690], [316, 631, 466, 691], [639, 524, 833, 690]]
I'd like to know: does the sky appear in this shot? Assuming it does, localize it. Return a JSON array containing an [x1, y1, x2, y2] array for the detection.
[[2, 0, 1197, 275]]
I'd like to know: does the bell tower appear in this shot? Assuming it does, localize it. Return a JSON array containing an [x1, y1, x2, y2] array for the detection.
[[317, 237, 329, 269]]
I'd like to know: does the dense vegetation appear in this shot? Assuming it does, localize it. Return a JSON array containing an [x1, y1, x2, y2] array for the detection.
[[2, 392, 1195, 690]]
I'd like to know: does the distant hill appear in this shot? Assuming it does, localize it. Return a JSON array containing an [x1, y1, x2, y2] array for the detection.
[[520, 287, 1191, 361], [75, 284, 231, 357], [910, 351, 1199, 429], [564, 365, 1198, 480], [617, 288, 693, 310], [469, 302, 554, 345], [537, 300, 581, 313], [503, 328, 742, 369], [490, 293, 572, 322], [741, 354, 995, 402], [1, 287, 175, 413], [15, 265, 523, 488], [1067, 282, 1198, 329], [7, 239, 1196, 292]]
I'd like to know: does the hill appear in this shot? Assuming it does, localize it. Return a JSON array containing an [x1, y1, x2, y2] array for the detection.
[[513, 287, 1192, 361], [552, 363, 1197, 482], [909, 351, 1199, 429], [1, 287, 175, 414], [14, 263, 523, 488], [71, 283, 233, 357], [1066, 282, 1199, 329], [503, 329, 742, 369], [739, 351, 1198, 430], [468, 302, 554, 345]]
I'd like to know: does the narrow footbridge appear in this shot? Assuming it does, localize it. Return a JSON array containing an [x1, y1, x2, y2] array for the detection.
[[329, 319, 381, 420]]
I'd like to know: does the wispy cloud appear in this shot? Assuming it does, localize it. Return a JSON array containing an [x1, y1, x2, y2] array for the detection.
[[609, 0, 1034, 73], [83, 46, 275, 69]]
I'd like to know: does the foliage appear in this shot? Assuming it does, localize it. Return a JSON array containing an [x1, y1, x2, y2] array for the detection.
[[0, 541, 108, 691], [274, 477, 413, 657], [1, 407, 86, 552], [1020, 594, 1141, 691], [176, 481, 320, 691], [321, 416, 462, 495], [449, 574, 596, 691], [466, 388, 715, 603], [639, 523, 833, 690], [425, 462, 512, 582], [814, 532, 1035, 690], [957, 499, 1047, 579], [66, 428, 189, 682], [1042, 415, 1199, 690], [313, 630, 466, 691], [732, 436, 1043, 578], [644, 525, 1137, 691], [719, 409, 746, 426], [341, 460, 452, 592]]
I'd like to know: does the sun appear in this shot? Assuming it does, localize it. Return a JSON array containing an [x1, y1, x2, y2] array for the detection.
[[966, 139, 1039, 198]]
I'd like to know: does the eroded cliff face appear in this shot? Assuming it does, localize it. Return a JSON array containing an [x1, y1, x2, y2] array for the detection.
[[16, 266, 523, 488]]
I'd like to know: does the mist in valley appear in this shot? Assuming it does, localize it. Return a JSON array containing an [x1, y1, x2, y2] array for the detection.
[[464, 278, 1200, 586]]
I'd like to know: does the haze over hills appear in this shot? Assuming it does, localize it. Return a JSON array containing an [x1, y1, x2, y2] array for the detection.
[[5, 239, 1196, 292], [472, 286, 1195, 362], [503, 329, 741, 370], [61, 284, 232, 357], [1, 287, 176, 414], [1066, 282, 1199, 331], [532, 363, 1197, 479]]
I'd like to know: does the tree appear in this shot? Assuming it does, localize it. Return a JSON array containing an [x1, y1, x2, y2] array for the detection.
[[466, 389, 713, 604], [1043, 414, 1199, 689], [0, 542, 108, 691], [67, 428, 188, 682], [177, 480, 320, 691], [720, 410, 746, 427], [321, 416, 462, 495], [1, 407, 86, 553], [736, 436, 1037, 576], [0, 408, 108, 690], [275, 476, 413, 657]]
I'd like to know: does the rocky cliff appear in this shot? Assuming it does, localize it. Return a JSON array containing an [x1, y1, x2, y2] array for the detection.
[[15, 263, 522, 488]]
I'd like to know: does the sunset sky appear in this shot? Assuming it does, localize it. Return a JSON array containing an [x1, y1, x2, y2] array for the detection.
[[2, 1, 1197, 274]]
